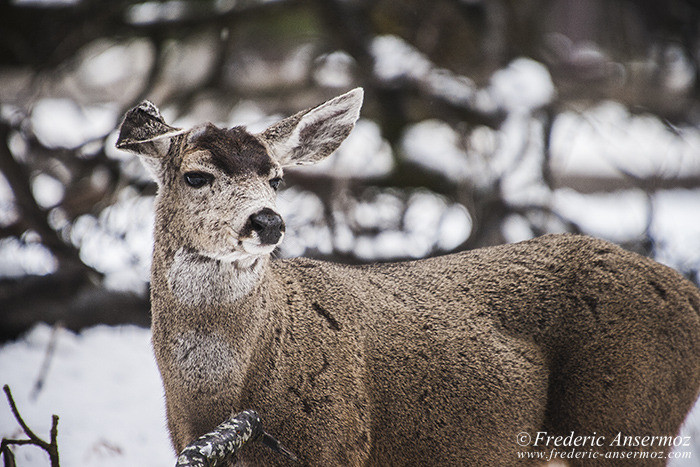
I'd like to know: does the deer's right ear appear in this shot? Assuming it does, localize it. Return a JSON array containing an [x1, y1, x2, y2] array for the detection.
[[116, 101, 186, 161], [259, 88, 363, 167]]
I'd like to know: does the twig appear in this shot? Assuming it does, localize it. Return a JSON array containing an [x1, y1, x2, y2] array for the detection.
[[1, 384, 60, 467], [30, 322, 63, 402], [1, 442, 16, 467]]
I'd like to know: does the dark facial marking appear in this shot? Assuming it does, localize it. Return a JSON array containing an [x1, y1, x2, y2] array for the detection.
[[189, 124, 273, 177]]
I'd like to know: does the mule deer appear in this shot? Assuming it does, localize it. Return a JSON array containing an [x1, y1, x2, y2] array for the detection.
[[116, 89, 700, 466]]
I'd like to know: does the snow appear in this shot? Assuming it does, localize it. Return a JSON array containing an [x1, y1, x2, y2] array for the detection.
[[350, 191, 471, 260], [276, 188, 331, 258], [548, 187, 700, 280], [227, 100, 272, 132], [404, 191, 448, 237], [550, 101, 700, 178], [401, 113, 550, 208], [371, 35, 432, 82], [313, 51, 355, 89], [437, 203, 472, 250], [354, 230, 416, 260], [673, 398, 700, 467], [352, 192, 404, 230], [0, 237, 57, 277], [126, 1, 191, 25], [31, 100, 118, 149], [502, 214, 536, 244], [498, 115, 550, 207], [0, 173, 17, 227], [70, 194, 155, 294], [0, 324, 174, 467], [663, 44, 696, 92], [552, 189, 650, 243], [278, 186, 467, 260], [370, 35, 483, 111], [488, 58, 555, 113], [301, 119, 394, 178], [31, 174, 64, 209], [78, 40, 154, 90], [424, 69, 476, 107], [2, 320, 699, 466], [401, 120, 470, 182], [651, 189, 700, 279]]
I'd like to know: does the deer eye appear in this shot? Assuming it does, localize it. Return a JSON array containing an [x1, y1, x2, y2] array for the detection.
[[269, 177, 283, 191], [184, 172, 213, 188]]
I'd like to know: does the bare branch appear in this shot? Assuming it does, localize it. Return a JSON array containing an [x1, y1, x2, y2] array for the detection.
[[1, 384, 60, 467], [0, 121, 98, 279], [30, 322, 63, 402]]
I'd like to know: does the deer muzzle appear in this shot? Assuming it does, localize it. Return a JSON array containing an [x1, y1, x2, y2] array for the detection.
[[248, 208, 285, 245]]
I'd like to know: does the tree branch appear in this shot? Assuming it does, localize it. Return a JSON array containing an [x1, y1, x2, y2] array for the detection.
[[0, 121, 97, 278], [176, 410, 297, 467], [1, 385, 60, 467]]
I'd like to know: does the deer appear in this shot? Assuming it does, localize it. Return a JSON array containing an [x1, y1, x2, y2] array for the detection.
[[116, 88, 700, 466]]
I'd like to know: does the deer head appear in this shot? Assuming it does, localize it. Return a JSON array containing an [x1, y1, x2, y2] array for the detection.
[[116, 88, 363, 266]]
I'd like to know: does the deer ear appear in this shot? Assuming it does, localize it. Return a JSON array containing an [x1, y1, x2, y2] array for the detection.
[[116, 101, 186, 159], [259, 88, 363, 166]]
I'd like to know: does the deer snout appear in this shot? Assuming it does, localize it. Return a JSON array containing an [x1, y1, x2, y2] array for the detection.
[[249, 208, 285, 245]]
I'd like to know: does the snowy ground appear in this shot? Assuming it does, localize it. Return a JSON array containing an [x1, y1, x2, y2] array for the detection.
[[1, 323, 700, 466], [0, 325, 175, 466]]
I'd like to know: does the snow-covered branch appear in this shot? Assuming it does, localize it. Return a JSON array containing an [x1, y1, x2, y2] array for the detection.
[[176, 409, 297, 467]]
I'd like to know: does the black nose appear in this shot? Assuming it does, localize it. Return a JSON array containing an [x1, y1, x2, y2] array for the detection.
[[249, 208, 285, 245]]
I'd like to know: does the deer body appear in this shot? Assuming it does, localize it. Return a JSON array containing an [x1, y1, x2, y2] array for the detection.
[[117, 90, 700, 466]]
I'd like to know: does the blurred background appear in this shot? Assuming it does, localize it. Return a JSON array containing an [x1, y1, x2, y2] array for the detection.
[[1, 0, 700, 464], [2, 0, 700, 341], [2, 0, 700, 339]]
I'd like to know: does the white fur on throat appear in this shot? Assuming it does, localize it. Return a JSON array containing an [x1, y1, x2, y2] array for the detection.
[[168, 247, 267, 306]]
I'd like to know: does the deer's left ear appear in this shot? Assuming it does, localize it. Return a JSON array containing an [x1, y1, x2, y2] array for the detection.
[[116, 101, 186, 159], [259, 88, 363, 166], [116, 101, 188, 183]]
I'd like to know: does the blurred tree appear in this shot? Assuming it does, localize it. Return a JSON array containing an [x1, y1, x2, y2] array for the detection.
[[1, 0, 699, 341]]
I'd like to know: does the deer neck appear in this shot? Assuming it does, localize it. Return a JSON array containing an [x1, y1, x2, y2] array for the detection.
[[151, 240, 280, 400], [150, 233, 277, 342], [164, 245, 269, 308]]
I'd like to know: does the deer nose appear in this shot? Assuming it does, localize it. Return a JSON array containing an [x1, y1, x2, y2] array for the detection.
[[249, 208, 285, 245]]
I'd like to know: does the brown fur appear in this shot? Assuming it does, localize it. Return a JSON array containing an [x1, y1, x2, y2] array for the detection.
[[117, 89, 700, 466]]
